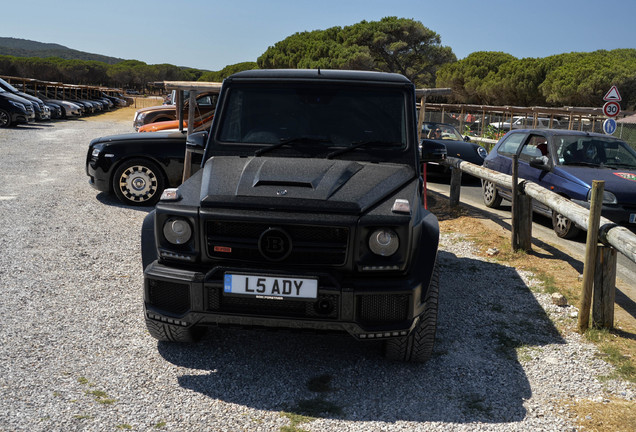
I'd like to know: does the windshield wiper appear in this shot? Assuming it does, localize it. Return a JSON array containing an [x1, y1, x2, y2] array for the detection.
[[326, 140, 401, 159], [254, 135, 332, 156]]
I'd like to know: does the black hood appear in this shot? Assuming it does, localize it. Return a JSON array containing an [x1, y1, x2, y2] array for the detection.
[[200, 156, 415, 214]]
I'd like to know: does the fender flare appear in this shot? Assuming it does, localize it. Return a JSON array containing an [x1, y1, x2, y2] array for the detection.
[[141, 210, 157, 271]]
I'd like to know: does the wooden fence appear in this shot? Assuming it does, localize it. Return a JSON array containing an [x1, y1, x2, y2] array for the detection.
[[441, 156, 636, 330]]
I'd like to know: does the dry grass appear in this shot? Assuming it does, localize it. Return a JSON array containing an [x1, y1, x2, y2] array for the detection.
[[427, 192, 635, 430], [83, 97, 163, 123]]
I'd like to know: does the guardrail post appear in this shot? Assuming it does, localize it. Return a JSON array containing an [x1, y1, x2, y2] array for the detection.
[[578, 180, 605, 332], [449, 166, 462, 207], [593, 245, 617, 329], [510, 156, 532, 251]]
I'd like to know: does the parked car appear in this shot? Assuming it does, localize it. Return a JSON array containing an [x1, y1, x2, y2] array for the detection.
[[133, 91, 217, 130], [138, 111, 215, 133], [482, 129, 636, 238], [86, 131, 191, 206], [0, 88, 35, 127], [0, 78, 50, 121], [490, 116, 561, 131], [420, 122, 487, 174]]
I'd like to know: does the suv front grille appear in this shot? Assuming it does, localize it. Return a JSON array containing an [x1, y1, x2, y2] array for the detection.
[[206, 221, 349, 266]]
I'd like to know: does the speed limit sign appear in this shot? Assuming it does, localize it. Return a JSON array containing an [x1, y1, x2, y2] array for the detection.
[[603, 101, 621, 117]]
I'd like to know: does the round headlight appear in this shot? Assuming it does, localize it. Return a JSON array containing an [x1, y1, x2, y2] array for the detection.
[[477, 146, 488, 159], [368, 229, 399, 256], [163, 218, 192, 245]]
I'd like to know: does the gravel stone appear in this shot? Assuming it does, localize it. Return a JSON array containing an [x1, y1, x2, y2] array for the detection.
[[0, 120, 633, 431]]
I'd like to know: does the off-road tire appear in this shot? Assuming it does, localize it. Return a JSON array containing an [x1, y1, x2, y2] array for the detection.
[[145, 317, 206, 343], [384, 261, 439, 362]]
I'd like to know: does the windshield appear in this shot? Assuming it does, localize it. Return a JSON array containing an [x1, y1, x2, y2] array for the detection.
[[0, 78, 19, 93], [422, 123, 463, 141], [555, 135, 636, 169], [217, 84, 407, 152]]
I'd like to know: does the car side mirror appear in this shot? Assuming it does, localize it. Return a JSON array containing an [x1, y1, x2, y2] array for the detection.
[[186, 131, 208, 152], [529, 157, 550, 170], [420, 140, 447, 162], [463, 135, 471, 142]]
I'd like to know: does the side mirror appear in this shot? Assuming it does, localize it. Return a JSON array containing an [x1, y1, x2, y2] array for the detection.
[[463, 135, 471, 142], [186, 130, 208, 152], [529, 157, 550, 171], [420, 140, 447, 163]]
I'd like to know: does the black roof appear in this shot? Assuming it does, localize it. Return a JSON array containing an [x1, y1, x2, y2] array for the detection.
[[227, 69, 412, 85]]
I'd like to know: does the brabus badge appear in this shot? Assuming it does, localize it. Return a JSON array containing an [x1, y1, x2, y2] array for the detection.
[[614, 172, 636, 183], [277, 189, 288, 196]]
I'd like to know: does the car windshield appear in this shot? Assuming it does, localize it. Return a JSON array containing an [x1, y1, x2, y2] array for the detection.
[[555, 135, 636, 169], [217, 84, 407, 153], [422, 123, 463, 141]]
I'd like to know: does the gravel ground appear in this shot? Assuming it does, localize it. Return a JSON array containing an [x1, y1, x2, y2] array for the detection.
[[0, 119, 633, 432]]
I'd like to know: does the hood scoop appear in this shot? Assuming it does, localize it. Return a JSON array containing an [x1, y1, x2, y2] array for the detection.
[[200, 156, 414, 214], [237, 157, 363, 198]]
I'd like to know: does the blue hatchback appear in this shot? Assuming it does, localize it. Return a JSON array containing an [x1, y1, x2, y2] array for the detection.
[[482, 129, 636, 238]]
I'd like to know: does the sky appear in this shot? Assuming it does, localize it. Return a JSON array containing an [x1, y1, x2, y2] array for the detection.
[[2, 0, 635, 71]]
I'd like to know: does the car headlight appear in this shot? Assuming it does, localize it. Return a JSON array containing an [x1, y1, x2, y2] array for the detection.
[[477, 146, 488, 159], [8, 100, 26, 110], [163, 217, 192, 245], [368, 229, 399, 256], [587, 190, 617, 205]]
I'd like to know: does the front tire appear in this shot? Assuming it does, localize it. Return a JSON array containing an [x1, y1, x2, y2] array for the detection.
[[482, 180, 503, 208], [384, 262, 439, 363], [0, 109, 11, 128], [112, 158, 165, 206], [552, 210, 580, 239], [145, 317, 206, 342]]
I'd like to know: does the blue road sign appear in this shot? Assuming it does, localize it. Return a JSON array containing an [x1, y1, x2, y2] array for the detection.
[[603, 118, 617, 135]]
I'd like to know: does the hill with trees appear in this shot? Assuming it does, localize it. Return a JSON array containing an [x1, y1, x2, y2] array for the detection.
[[2, 22, 634, 109], [0, 37, 124, 64]]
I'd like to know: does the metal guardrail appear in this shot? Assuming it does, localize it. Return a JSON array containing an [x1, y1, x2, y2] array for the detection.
[[441, 156, 636, 264]]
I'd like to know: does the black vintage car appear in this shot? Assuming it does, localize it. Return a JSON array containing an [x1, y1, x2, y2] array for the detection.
[[421, 122, 488, 175], [86, 131, 189, 206]]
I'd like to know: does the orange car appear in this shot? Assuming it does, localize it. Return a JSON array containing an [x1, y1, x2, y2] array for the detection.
[[133, 91, 217, 131], [138, 111, 214, 132]]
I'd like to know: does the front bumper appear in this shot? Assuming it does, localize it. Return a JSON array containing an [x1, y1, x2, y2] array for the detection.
[[143, 260, 429, 340]]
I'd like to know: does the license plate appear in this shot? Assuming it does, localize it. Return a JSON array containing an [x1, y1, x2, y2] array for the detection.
[[630, 214, 636, 224], [224, 274, 318, 299]]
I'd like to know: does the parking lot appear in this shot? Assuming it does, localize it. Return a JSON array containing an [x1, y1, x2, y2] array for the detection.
[[0, 117, 633, 431]]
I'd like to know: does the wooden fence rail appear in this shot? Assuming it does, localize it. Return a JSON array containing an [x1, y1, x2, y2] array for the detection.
[[440, 156, 636, 329]]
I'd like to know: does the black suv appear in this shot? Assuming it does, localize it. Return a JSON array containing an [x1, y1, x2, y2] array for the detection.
[[141, 70, 442, 362]]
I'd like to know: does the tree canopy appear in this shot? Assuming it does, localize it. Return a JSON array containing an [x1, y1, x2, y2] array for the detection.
[[1, 19, 635, 109], [257, 17, 456, 87], [436, 49, 636, 109]]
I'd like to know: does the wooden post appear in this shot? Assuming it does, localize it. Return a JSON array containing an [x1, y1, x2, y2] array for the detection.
[[578, 180, 605, 332], [516, 193, 533, 251], [449, 166, 462, 207], [511, 155, 520, 250], [417, 96, 426, 141], [592, 245, 617, 329]]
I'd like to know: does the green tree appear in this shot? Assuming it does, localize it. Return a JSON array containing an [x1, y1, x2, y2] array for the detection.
[[199, 62, 258, 82], [258, 17, 455, 86]]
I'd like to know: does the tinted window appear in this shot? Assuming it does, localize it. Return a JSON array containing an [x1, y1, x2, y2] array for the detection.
[[520, 134, 548, 162], [217, 85, 406, 149]]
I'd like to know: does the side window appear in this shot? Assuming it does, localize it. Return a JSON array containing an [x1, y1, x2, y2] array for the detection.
[[498, 133, 526, 155], [520, 134, 548, 162]]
